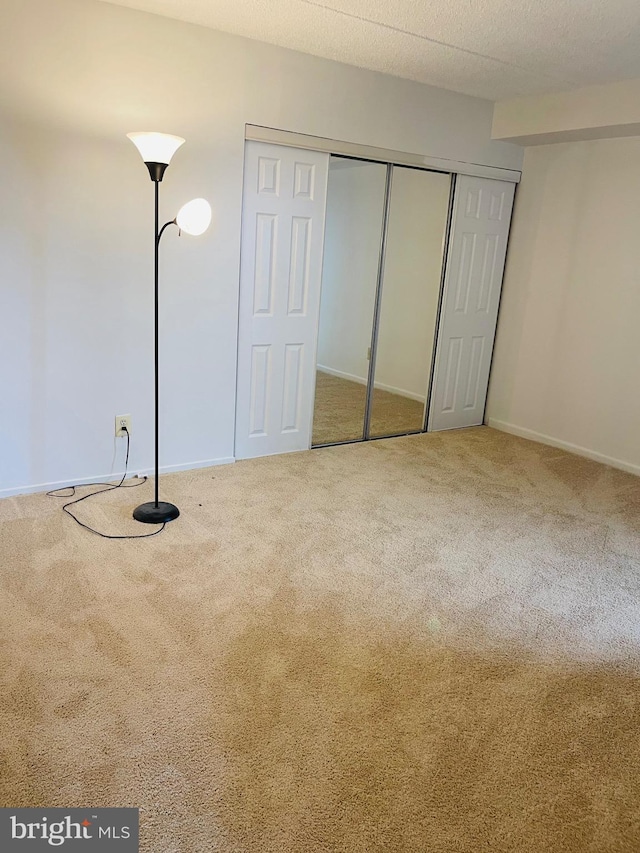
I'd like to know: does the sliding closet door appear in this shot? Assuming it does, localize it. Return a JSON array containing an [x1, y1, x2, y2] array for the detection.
[[428, 175, 515, 431], [312, 158, 387, 446], [235, 142, 329, 459], [368, 167, 451, 438]]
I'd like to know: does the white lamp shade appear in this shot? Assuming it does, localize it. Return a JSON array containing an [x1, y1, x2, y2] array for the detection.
[[176, 198, 212, 236], [127, 132, 185, 165]]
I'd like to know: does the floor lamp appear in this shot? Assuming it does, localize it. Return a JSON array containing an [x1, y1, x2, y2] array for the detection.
[[127, 131, 212, 524]]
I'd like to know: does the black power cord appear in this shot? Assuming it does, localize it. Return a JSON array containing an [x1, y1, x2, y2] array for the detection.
[[46, 427, 166, 539]]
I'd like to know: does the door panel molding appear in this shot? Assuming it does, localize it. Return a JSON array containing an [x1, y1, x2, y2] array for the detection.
[[235, 141, 329, 459], [428, 175, 515, 431]]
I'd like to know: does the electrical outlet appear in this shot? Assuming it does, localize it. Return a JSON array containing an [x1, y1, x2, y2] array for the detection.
[[115, 414, 132, 438]]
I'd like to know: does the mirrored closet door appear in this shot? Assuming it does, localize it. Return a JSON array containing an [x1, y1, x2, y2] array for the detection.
[[312, 158, 388, 445], [235, 138, 517, 461], [312, 159, 452, 447], [368, 166, 451, 439]]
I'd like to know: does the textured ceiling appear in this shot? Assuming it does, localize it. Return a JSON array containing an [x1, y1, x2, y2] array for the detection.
[[99, 0, 640, 100]]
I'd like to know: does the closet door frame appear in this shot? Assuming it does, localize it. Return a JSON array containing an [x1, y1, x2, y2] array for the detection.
[[237, 129, 520, 456]]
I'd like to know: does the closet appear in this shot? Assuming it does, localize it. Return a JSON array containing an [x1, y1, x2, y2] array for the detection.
[[235, 137, 516, 460]]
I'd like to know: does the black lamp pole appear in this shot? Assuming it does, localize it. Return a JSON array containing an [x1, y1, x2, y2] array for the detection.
[[133, 161, 180, 525]]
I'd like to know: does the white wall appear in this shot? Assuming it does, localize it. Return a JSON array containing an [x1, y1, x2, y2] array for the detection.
[[493, 78, 640, 146], [0, 0, 522, 496], [486, 137, 640, 475]]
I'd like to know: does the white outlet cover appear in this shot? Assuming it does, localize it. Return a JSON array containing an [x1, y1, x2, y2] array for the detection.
[[115, 414, 132, 437]]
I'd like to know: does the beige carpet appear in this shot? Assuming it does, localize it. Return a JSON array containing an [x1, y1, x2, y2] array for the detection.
[[312, 370, 425, 445], [1, 427, 640, 852]]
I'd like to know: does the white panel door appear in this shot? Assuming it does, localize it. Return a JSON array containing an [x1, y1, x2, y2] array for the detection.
[[428, 175, 515, 431], [235, 141, 329, 459]]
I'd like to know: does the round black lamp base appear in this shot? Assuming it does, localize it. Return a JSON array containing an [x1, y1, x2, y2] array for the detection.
[[133, 501, 180, 524]]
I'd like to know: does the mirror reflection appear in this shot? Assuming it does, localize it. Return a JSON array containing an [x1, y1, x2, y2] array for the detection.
[[312, 157, 387, 445], [368, 167, 451, 438]]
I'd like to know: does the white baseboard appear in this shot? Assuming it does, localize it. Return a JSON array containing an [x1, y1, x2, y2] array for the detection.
[[317, 365, 426, 404], [0, 456, 236, 500], [154, 457, 235, 475], [373, 380, 426, 404], [317, 364, 367, 385], [486, 419, 640, 477]]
